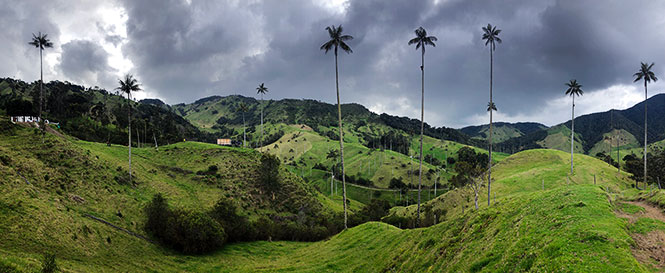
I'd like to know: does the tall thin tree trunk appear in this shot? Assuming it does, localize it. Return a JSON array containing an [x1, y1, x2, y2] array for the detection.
[[417, 47, 424, 227], [39, 48, 43, 129], [153, 131, 158, 150], [128, 92, 132, 184], [334, 49, 348, 229], [617, 131, 620, 175], [638, 80, 647, 188], [571, 95, 575, 175], [488, 46, 493, 206], [260, 93, 264, 151]]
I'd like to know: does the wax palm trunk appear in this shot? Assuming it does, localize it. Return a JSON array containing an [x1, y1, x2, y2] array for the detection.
[[334, 49, 348, 229], [417, 46, 425, 227]]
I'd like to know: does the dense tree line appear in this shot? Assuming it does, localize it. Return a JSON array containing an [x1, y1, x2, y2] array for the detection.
[[0, 78, 216, 145]]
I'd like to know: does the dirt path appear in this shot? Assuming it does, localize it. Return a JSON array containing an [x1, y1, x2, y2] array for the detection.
[[617, 201, 665, 271]]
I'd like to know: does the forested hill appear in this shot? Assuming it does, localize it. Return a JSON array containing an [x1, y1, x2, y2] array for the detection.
[[495, 93, 665, 154], [460, 122, 547, 143], [172, 95, 485, 147], [0, 78, 214, 145]]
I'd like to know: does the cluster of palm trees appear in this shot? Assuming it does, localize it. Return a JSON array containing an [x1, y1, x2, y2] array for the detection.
[[565, 62, 657, 191], [566, 63, 658, 189], [321, 24, 502, 228]]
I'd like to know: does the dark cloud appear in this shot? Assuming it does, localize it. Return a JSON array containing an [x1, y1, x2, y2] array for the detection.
[[0, 0, 61, 80], [58, 40, 117, 88], [2, 0, 665, 127]]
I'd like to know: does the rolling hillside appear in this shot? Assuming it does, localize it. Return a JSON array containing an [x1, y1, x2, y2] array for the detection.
[[0, 78, 214, 145], [460, 122, 547, 143], [495, 94, 665, 155], [0, 116, 349, 271]]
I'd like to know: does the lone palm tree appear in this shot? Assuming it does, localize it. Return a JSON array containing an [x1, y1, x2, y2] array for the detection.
[[482, 24, 501, 206], [633, 62, 657, 190], [408, 26, 437, 227], [565, 79, 583, 175], [321, 24, 353, 229], [116, 74, 141, 184], [28, 32, 53, 129], [256, 83, 268, 151], [238, 103, 249, 148]]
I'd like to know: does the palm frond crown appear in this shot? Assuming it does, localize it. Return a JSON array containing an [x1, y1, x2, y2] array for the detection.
[[320, 25, 353, 54], [116, 74, 141, 95], [408, 27, 437, 51], [565, 79, 583, 97], [256, 83, 268, 94], [28, 32, 54, 50], [482, 24, 502, 51], [633, 62, 658, 83], [487, 102, 497, 112]]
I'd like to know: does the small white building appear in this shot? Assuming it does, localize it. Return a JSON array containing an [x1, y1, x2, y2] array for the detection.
[[10, 116, 54, 125]]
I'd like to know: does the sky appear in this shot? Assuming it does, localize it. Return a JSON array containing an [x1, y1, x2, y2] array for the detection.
[[2, 0, 665, 128]]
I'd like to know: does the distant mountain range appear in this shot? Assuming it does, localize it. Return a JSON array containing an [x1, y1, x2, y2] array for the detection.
[[494, 94, 665, 155], [2, 76, 665, 157]]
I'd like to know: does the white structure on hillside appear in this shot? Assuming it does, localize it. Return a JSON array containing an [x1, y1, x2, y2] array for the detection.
[[10, 116, 56, 125]]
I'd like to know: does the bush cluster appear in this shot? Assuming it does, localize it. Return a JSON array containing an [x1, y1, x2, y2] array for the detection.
[[145, 194, 226, 254]]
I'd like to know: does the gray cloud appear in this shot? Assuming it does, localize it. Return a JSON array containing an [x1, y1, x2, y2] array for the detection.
[[0, 0, 61, 81], [58, 40, 117, 88], [3, 0, 665, 128]]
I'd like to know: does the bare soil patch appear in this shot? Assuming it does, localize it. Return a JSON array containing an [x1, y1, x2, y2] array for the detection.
[[617, 201, 665, 271]]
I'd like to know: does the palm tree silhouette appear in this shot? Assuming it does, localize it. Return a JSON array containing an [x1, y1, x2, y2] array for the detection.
[[28, 32, 53, 130], [565, 79, 583, 175], [116, 74, 141, 184], [238, 102, 249, 148], [256, 83, 268, 151], [408, 26, 437, 226], [482, 24, 501, 206], [633, 62, 658, 190], [321, 24, 353, 229]]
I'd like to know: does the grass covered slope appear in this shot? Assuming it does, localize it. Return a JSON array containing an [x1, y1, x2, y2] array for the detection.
[[388, 149, 634, 224], [212, 185, 644, 272], [0, 117, 340, 271]]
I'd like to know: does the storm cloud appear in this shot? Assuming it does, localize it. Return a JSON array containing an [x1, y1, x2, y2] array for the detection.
[[2, 0, 665, 128]]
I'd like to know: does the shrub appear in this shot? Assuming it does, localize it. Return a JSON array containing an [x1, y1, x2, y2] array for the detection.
[[210, 198, 251, 242], [259, 153, 280, 190], [40, 253, 58, 273], [145, 194, 226, 254]]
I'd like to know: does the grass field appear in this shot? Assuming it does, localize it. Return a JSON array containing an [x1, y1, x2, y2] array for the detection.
[[0, 116, 659, 272]]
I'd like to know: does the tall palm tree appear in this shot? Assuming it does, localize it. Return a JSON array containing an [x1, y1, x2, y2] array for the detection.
[[481, 24, 501, 206], [633, 62, 658, 190], [116, 74, 141, 183], [238, 103, 249, 148], [565, 79, 583, 175], [321, 24, 353, 229], [256, 83, 268, 151], [28, 32, 53, 129], [408, 26, 437, 227]]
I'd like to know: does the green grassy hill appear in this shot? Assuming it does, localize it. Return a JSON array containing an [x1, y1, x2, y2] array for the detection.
[[0, 116, 347, 271], [386, 149, 635, 225], [460, 122, 547, 143], [1, 116, 660, 272]]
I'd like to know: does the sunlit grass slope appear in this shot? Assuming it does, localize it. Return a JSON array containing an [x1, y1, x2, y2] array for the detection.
[[0, 117, 339, 272], [388, 148, 634, 222], [200, 185, 644, 272]]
